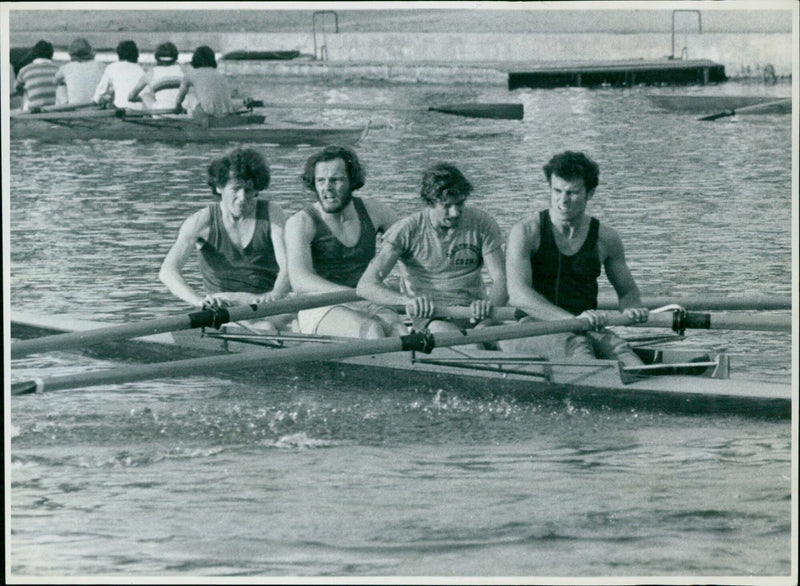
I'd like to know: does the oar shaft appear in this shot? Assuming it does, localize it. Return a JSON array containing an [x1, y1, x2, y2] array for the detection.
[[244, 100, 523, 120], [597, 295, 791, 311], [13, 315, 630, 395], [641, 312, 791, 333], [10, 290, 361, 358]]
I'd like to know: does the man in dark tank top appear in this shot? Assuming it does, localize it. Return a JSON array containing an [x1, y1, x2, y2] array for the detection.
[[284, 146, 404, 339], [159, 148, 292, 331], [501, 151, 649, 365]]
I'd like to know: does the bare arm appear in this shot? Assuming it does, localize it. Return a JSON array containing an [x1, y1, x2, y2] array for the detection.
[[158, 209, 210, 307], [483, 246, 508, 308], [362, 199, 398, 232], [356, 245, 407, 306], [92, 69, 112, 104], [253, 201, 291, 302], [601, 226, 647, 321], [174, 75, 192, 112], [128, 70, 150, 103], [506, 218, 574, 320]]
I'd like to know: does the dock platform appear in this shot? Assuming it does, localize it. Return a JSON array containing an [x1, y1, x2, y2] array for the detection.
[[508, 59, 726, 89]]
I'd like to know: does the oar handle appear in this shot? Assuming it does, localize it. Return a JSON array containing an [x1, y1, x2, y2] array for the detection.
[[10, 290, 362, 358], [699, 98, 791, 121]]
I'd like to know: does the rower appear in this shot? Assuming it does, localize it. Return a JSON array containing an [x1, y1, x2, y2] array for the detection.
[[92, 40, 145, 110], [14, 39, 59, 111], [128, 41, 184, 110], [173, 45, 234, 118], [54, 38, 107, 105], [159, 148, 292, 332], [284, 146, 404, 338], [356, 162, 507, 343], [501, 150, 649, 365]]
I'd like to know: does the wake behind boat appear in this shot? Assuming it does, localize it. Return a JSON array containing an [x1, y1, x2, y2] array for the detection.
[[10, 307, 791, 419]]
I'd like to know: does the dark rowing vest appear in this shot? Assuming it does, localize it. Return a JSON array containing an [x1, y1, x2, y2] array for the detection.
[[304, 197, 377, 288], [197, 199, 280, 294], [531, 209, 601, 315]]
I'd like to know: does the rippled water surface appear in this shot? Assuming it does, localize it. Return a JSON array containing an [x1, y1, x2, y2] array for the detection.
[[6, 78, 795, 579]]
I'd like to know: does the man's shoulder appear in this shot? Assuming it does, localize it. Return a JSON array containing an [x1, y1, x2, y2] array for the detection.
[[464, 205, 501, 225]]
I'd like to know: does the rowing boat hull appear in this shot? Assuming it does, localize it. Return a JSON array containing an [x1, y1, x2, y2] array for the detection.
[[10, 311, 791, 418], [646, 94, 791, 113], [9, 116, 367, 145]]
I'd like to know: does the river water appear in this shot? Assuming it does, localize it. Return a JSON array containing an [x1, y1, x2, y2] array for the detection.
[[5, 76, 795, 580]]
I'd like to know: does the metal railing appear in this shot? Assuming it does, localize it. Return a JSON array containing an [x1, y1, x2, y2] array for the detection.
[[671, 9, 702, 60], [313, 10, 339, 61]]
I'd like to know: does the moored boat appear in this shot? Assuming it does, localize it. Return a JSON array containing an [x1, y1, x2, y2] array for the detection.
[[646, 94, 791, 113], [10, 309, 791, 419], [9, 108, 368, 146]]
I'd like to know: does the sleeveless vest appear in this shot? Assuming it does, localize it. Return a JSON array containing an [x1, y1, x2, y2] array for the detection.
[[197, 199, 279, 293], [531, 209, 601, 315], [305, 197, 377, 288]]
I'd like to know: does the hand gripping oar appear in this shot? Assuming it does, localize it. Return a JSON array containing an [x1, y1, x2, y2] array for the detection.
[[698, 98, 791, 121], [243, 99, 524, 120], [11, 314, 637, 395], [10, 290, 361, 359]]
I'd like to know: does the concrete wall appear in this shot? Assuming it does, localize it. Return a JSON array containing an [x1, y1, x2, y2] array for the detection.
[[11, 31, 793, 78]]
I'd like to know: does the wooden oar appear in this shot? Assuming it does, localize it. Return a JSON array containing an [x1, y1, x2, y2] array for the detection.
[[244, 99, 524, 120], [698, 98, 791, 121], [641, 311, 791, 333], [11, 314, 636, 395], [443, 306, 791, 332], [10, 290, 361, 359], [35, 100, 99, 113], [597, 295, 791, 311]]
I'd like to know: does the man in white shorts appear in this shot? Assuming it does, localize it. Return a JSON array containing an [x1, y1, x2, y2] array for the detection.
[[284, 146, 405, 338]]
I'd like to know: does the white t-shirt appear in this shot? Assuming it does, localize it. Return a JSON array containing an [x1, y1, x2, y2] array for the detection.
[[93, 61, 145, 108]]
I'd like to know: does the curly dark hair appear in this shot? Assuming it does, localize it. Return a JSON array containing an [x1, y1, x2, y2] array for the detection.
[[31, 39, 54, 60], [542, 151, 600, 192], [154, 41, 179, 64], [116, 40, 139, 64], [420, 162, 473, 205], [207, 149, 270, 196], [191, 45, 217, 69], [301, 146, 365, 192]]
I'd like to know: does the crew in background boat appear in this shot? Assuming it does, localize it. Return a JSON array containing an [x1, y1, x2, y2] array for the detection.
[[92, 40, 145, 110], [14, 39, 59, 111], [284, 146, 405, 338], [173, 45, 234, 118], [500, 151, 648, 365], [128, 41, 184, 110], [357, 162, 507, 341], [54, 38, 107, 105], [159, 148, 292, 332]]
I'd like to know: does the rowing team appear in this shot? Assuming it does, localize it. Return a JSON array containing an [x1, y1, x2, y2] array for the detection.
[[159, 146, 650, 366], [13, 38, 233, 117]]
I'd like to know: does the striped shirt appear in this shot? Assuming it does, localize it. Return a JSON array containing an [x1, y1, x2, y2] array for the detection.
[[15, 58, 59, 110]]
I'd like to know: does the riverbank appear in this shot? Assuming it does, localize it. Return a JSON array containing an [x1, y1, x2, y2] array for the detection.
[[7, 6, 795, 80]]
